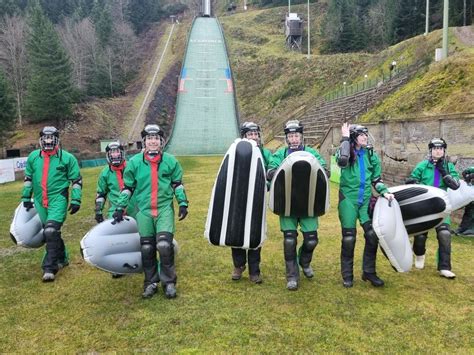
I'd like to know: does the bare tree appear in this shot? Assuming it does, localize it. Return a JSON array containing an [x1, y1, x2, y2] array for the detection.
[[58, 18, 96, 91], [110, 0, 131, 23], [0, 15, 27, 126], [112, 20, 137, 80]]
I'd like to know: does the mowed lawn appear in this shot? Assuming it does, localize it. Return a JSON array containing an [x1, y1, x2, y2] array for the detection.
[[0, 156, 472, 352]]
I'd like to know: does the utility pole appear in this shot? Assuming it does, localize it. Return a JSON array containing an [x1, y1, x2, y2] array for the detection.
[[307, 0, 310, 59], [288, 0, 291, 14], [425, 0, 430, 35], [442, 0, 449, 59]]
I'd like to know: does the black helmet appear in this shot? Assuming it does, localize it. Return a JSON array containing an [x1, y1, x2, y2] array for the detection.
[[240, 121, 261, 138], [428, 138, 447, 150], [284, 120, 304, 135], [141, 124, 164, 140], [349, 125, 368, 142], [39, 126, 59, 151], [105, 141, 125, 166]]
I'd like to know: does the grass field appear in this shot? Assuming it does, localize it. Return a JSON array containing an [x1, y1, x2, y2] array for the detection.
[[0, 156, 473, 352]]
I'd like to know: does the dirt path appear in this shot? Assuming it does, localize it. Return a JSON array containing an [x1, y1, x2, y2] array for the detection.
[[454, 25, 474, 46]]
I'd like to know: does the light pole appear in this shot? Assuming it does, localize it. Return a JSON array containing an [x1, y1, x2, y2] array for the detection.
[[244, 0, 247, 11], [425, 0, 430, 35], [363, 74, 368, 90], [307, 0, 310, 59], [442, 0, 449, 59], [343, 81, 347, 96], [288, 0, 291, 13]]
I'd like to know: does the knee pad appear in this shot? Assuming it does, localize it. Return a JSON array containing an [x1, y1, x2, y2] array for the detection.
[[43, 221, 61, 241], [302, 231, 318, 251], [156, 232, 173, 257], [362, 222, 377, 242], [341, 228, 356, 250], [414, 233, 428, 243], [140, 236, 156, 259], [283, 230, 297, 259], [283, 230, 297, 249], [436, 224, 451, 244]]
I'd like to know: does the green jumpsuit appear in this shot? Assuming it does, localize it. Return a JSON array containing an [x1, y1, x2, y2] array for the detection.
[[21, 148, 82, 273], [95, 162, 137, 219], [409, 159, 460, 271], [335, 146, 389, 281]]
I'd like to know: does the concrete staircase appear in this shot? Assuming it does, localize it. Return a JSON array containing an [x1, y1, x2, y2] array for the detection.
[[274, 62, 424, 146]]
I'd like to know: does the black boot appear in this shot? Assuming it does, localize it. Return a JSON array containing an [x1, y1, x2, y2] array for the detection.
[[164, 283, 177, 299], [142, 283, 158, 298], [362, 272, 384, 287]]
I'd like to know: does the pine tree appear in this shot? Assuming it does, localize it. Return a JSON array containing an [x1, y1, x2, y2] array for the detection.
[[92, 0, 112, 46], [0, 68, 17, 144], [126, 0, 162, 34], [24, 1, 74, 124], [393, 0, 424, 43]]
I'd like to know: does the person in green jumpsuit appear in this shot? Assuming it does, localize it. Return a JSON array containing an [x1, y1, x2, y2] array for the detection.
[[267, 120, 327, 291], [113, 124, 188, 299], [21, 127, 82, 282], [408, 138, 460, 278], [455, 167, 474, 236], [336, 123, 394, 288], [94, 142, 137, 222], [231, 122, 272, 284], [94, 141, 138, 279]]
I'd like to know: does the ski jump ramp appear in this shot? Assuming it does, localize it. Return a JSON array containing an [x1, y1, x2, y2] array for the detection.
[[166, 17, 239, 155]]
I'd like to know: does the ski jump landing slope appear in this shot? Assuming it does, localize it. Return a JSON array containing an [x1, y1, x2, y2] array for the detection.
[[166, 17, 239, 155]]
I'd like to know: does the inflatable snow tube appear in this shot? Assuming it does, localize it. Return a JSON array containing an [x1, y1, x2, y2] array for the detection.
[[81, 218, 179, 274], [388, 185, 452, 235], [205, 138, 267, 249], [372, 198, 412, 272], [10, 202, 45, 248], [447, 180, 474, 211], [269, 151, 329, 217]]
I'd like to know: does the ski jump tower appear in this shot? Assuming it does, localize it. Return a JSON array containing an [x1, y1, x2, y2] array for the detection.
[[285, 13, 303, 51]]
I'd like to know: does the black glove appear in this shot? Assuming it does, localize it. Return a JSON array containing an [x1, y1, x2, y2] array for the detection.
[[113, 209, 124, 223], [267, 169, 276, 181], [435, 158, 448, 176], [95, 212, 104, 224], [68, 204, 80, 215], [405, 177, 418, 184], [23, 201, 34, 211], [178, 205, 188, 221]]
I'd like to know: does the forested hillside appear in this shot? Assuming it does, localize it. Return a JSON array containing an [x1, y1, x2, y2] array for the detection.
[[246, 0, 473, 53], [0, 0, 472, 152], [0, 0, 188, 145]]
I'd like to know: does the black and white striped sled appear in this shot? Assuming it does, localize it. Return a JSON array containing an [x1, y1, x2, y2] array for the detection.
[[269, 151, 329, 217], [10, 202, 45, 248], [388, 185, 452, 235], [80, 218, 179, 275], [447, 180, 474, 211], [372, 198, 412, 272], [204, 138, 267, 249]]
